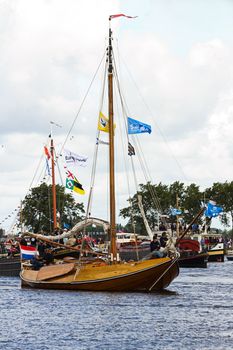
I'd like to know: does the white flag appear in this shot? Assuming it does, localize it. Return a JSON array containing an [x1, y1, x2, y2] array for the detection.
[[64, 149, 88, 167]]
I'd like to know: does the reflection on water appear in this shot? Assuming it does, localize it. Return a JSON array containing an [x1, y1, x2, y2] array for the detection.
[[0, 262, 233, 350]]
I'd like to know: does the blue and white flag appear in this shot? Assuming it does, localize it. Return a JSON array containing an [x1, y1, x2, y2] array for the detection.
[[170, 208, 182, 216], [204, 202, 223, 218], [128, 117, 152, 135], [45, 158, 51, 176]]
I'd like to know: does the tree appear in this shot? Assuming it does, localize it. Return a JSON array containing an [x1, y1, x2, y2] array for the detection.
[[182, 183, 203, 224], [120, 182, 171, 234], [120, 181, 205, 232], [168, 181, 185, 208], [20, 182, 85, 233]]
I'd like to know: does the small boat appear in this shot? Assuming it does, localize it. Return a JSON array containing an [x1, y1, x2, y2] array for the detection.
[[207, 242, 225, 262], [226, 249, 233, 261], [0, 256, 21, 276], [116, 232, 150, 261], [0, 242, 21, 276], [192, 232, 225, 262], [20, 15, 180, 292], [177, 239, 208, 268], [178, 252, 208, 268]]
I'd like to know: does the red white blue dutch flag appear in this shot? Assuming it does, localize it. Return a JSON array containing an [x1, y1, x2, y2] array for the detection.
[[20, 245, 37, 260]]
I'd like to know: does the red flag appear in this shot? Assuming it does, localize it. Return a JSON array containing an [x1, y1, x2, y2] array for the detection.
[[64, 165, 75, 179], [109, 14, 137, 20], [67, 170, 74, 179], [44, 146, 50, 160]]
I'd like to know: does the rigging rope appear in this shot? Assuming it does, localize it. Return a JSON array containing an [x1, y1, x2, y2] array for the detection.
[[113, 44, 163, 233], [58, 50, 107, 157], [116, 46, 189, 182]]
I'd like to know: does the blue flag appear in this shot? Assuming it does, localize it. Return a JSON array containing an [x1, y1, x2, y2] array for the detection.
[[128, 117, 152, 134], [204, 202, 223, 218], [63, 223, 70, 229], [170, 208, 182, 216]]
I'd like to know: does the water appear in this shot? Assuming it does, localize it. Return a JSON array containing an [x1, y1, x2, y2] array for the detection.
[[0, 262, 233, 350]]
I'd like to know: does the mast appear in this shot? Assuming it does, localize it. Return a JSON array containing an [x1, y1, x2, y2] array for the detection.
[[176, 194, 180, 237], [50, 136, 57, 230], [108, 19, 117, 262]]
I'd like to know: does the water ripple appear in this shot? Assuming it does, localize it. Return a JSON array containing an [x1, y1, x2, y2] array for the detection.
[[0, 262, 233, 349]]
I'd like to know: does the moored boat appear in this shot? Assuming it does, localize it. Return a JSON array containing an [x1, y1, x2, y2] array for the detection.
[[226, 249, 233, 261], [178, 252, 208, 268], [192, 232, 225, 262], [177, 239, 208, 268], [0, 256, 21, 276], [0, 242, 21, 276], [207, 242, 225, 262], [227, 255, 233, 261]]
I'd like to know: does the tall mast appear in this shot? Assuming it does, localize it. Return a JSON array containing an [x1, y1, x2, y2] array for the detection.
[[50, 136, 57, 230], [108, 19, 117, 262], [176, 194, 180, 237]]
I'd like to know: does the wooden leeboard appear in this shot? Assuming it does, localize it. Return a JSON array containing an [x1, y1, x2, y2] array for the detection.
[[37, 263, 75, 281]]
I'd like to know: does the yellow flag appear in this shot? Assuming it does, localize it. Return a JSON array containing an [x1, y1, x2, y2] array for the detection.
[[98, 112, 116, 133], [73, 177, 85, 195]]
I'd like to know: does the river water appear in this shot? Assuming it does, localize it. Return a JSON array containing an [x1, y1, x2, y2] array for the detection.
[[0, 261, 232, 350]]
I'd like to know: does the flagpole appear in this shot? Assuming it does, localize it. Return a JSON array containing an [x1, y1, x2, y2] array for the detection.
[[50, 135, 57, 230]]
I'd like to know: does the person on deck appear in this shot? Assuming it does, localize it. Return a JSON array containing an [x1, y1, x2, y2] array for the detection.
[[150, 234, 164, 258], [30, 255, 44, 271], [37, 241, 46, 258], [160, 232, 168, 248], [150, 234, 160, 252], [20, 237, 28, 246], [171, 223, 176, 234], [58, 229, 64, 244], [43, 248, 54, 265], [30, 237, 37, 247]]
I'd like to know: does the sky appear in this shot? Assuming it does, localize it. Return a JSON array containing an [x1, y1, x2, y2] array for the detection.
[[1, 0, 233, 232]]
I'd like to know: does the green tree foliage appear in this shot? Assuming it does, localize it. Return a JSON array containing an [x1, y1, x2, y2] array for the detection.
[[168, 181, 185, 207], [120, 181, 204, 233], [21, 182, 85, 233], [182, 184, 203, 223], [120, 182, 170, 234]]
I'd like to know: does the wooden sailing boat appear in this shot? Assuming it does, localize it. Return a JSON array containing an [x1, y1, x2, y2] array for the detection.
[[20, 16, 180, 292]]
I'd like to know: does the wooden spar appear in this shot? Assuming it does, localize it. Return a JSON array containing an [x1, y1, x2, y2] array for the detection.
[[22, 232, 108, 256], [50, 137, 57, 229], [108, 21, 117, 262], [175, 207, 205, 246]]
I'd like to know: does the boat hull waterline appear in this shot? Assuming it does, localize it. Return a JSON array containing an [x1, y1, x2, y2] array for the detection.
[[0, 257, 21, 276], [21, 257, 179, 292], [207, 249, 225, 262], [178, 253, 209, 268]]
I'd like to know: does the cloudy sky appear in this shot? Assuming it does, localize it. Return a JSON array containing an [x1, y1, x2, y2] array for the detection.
[[1, 0, 233, 232]]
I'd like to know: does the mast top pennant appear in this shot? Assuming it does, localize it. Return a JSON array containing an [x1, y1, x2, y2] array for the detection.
[[109, 14, 138, 20]]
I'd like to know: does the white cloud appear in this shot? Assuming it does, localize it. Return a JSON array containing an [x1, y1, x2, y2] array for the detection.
[[1, 0, 233, 231]]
